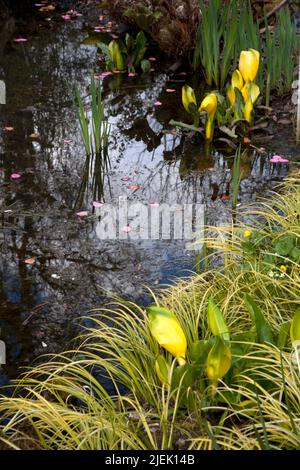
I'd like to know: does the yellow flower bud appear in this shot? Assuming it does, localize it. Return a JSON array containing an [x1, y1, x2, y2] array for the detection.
[[206, 337, 232, 382], [199, 93, 218, 141], [231, 69, 244, 90], [279, 265, 287, 273], [239, 49, 260, 83], [244, 230, 252, 238], [182, 85, 197, 113]]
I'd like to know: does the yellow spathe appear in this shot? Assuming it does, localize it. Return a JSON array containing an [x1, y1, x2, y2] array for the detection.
[[182, 85, 197, 113], [239, 49, 260, 83], [148, 306, 187, 364]]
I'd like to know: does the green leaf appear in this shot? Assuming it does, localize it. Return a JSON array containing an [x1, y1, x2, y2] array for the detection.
[[141, 59, 151, 73], [277, 321, 291, 349], [290, 246, 300, 261], [290, 308, 300, 344], [155, 354, 170, 385], [244, 294, 274, 344], [273, 236, 294, 256], [189, 339, 212, 366], [207, 297, 230, 341], [171, 363, 195, 392]]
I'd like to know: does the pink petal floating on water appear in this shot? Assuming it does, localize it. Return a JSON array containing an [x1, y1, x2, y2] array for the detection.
[[270, 155, 289, 163], [148, 202, 160, 207], [127, 184, 140, 190], [166, 88, 176, 93], [92, 201, 104, 208], [14, 38, 28, 43], [99, 15, 104, 21], [76, 211, 89, 217], [10, 173, 21, 180], [62, 14, 71, 20], [63, 138, 72, 144], [75, 12, 83, 17], [121, 226, 131, 233], [154, 101, 162, 106], [121, 176, 130, 181], [128, 72, 136, 77], [149, 57, 157, 61]]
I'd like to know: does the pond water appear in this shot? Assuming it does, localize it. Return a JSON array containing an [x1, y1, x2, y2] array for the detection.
[[0, 3, 298, 381]]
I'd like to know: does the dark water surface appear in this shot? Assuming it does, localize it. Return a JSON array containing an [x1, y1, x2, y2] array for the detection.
[[0, 3, 298, 380]]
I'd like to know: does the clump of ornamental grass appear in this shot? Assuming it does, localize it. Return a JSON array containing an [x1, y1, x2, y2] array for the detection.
[[0, 173, 299, 450]]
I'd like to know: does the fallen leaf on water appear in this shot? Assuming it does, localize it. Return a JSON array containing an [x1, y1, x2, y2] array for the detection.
[[76, 211, 89, 217], [10, 173, 21, 179], [93, 201, 104, 208], [25, 257, 36, 265], [14, 38, 28, 43], [178, 71, 187, 76], [39, 5, 55, 12], [221, 194, 230, 201], [51, 274, 61, 279], [270, 155, 289, 163], [30, 132, 40, 139]]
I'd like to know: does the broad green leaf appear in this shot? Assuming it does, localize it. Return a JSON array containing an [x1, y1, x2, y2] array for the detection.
[[290, 308, 300, 344], [207, 297, 230, 341], [155, 354, 170, 385], [171, 363, 195, 392], [189, 339, 212, 366], [277, 321, 291, 349], [273, 236, 294, 256], [244, 294, 274, 344]]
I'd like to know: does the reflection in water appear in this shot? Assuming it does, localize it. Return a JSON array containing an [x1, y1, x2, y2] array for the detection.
[[0, 10, 294, 379]]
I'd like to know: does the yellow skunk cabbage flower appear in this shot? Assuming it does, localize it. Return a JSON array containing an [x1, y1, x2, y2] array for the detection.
[[232, 69, 244, 90], [241, 82, 260, 104], [227, 69, 244, 107], [242, 82, 260, 123], [108, 40, 124, 70], [148, 306, 187, 365], [199, 93, 218, 141], [239, 49, 260, 83], [206, 336, 232, 383], [182, 85, 197, 113]]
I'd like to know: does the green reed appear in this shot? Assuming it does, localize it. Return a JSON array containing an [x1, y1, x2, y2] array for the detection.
[[73, 72, 110, 157]]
